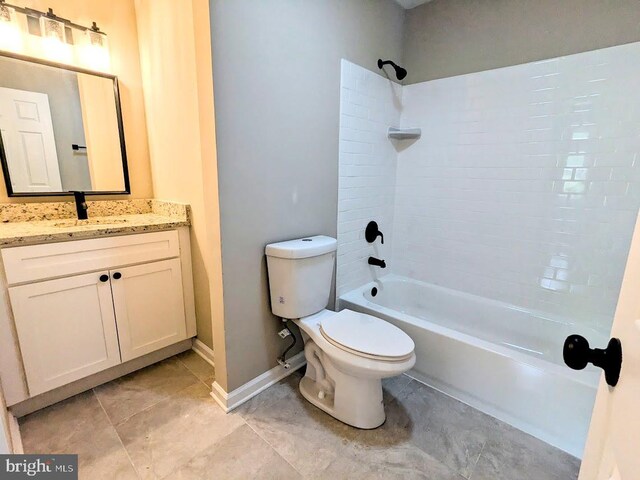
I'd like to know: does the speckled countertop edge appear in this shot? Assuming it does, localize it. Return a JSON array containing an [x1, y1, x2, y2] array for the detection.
[[0, 200, 191, 247], [0, 199, 154, 223]]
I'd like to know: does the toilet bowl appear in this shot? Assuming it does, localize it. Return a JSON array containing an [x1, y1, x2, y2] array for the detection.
[[265, 235, 415, 429], [295, 309, 415, 429]]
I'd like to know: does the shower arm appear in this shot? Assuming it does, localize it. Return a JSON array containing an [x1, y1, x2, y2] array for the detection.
[[377, 59, 407, 80]]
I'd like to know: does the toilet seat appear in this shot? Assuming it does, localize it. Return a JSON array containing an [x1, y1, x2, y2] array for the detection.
[[319, 309, 414, 361]]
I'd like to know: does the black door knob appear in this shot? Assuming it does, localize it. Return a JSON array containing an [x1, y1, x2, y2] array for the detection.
[[563, 335, 622, 387], [113, 272, 122, 280], [99, 274, 109, 282]]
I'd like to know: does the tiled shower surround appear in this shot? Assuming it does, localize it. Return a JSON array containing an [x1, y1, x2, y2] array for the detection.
[[338, 42, 640, 333], [337, 59, 401, 295]]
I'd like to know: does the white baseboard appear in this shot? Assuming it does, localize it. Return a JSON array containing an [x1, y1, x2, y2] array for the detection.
[[211, 351, 306, 413], [192, 339, 215, 367]]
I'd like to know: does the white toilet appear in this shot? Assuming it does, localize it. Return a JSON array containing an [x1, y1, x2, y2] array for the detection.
[[265, 235, 415, 429]]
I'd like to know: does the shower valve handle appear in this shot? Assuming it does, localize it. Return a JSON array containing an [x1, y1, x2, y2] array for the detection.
[[365, 221, 384, 244], [563, 335, 622, 387]]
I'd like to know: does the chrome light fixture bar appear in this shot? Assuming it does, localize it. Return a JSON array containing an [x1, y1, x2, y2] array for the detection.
[[0, 0, 107, 37], [0, 0, 110, 70]]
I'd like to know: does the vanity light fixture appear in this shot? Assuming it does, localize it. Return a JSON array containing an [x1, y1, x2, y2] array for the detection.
[[39, 9, 72, 64], [78, 22, 110, 72], [0, 2, 23, 53], [0, 2, 110, 72]]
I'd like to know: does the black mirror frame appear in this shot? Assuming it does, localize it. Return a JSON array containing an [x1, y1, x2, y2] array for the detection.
[[0, 51, 131, 197]]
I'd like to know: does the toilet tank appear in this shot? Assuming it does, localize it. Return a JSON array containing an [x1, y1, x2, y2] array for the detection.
[[265, 236, 337, 319]]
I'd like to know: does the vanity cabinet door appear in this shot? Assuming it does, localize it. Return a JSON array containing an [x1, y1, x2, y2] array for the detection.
[[110, 258, 187, 362], [9, 272, 121, 396]]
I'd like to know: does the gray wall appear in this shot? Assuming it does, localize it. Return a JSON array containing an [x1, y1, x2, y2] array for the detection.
[[0, 57, 91, 191], [403, 0, 640, 84], [211, 0, 405, 391]]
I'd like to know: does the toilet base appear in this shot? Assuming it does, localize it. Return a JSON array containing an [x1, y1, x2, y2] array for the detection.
[[299, 376, 385, 429], [292, 311, 415, 430], [299, 345, 386, 429]]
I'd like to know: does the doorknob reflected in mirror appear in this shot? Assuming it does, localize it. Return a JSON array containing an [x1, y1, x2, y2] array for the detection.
[[563, 335, 622, 387]]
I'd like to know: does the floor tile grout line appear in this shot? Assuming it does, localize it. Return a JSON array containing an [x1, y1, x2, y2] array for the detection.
[[92, 388, 142, 479], [90, 388, 116, 429], [193, 372, 215, 390], [107, 377, 204, 428], [384, 377, 487, 480], [394, 375, 415, 399], [244, 421, 305, 478], [467, 442, 486, 480], [110, 357, 242, 480], [241, 415, 305, 478], [197, 376, 215, 389], [94, 376, 235, 480], [176, 352, 216, 391], [160, 422, 247, 480], [383, 376, 415, 409], [94, 358, 203, 427], [176, 352, 216, 390]]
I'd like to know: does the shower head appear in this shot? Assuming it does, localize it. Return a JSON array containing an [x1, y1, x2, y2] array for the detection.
[[377, 59, 407, 80]]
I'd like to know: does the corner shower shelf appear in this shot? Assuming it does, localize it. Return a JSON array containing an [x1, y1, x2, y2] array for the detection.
[[387, 127, 421, 140]]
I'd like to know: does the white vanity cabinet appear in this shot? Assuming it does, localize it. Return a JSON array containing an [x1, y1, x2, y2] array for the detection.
[[8, 271, 121, 396], [110, 258, 186, 362], [0, 229, 196, 402]]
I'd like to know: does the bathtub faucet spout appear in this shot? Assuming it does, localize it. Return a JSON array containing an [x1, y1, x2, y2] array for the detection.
[[368, 257, 386, 269]]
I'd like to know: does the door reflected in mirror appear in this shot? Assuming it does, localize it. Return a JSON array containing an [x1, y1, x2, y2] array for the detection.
[[0, 53, 129, 196]]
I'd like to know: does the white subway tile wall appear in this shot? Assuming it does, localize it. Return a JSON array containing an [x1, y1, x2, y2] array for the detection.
[[394, 43, 640, 332], [337, 60, 401, 296], [338, 43, 640, 334]]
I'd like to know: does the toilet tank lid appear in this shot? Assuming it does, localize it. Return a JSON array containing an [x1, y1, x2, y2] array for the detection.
[[265, 235, 337, 259]]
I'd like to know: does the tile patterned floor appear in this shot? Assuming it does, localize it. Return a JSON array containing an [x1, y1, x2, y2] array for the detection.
[[19, 352, 580, 479]]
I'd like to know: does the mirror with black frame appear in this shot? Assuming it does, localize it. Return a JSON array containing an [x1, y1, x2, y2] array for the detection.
[[0, 53, 129, 196]]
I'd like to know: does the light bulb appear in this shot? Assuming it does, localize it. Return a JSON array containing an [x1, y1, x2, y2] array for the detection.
[[0, 5, 24, 53], [40, 15, 72, 64], [77, 27, 110, 72]]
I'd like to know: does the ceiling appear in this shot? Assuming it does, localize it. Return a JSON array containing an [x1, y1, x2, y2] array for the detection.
[[393, 0, 433, 9]]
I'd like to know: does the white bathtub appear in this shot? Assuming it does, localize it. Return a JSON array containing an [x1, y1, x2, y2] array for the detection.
[[339, 274, 606, 458]]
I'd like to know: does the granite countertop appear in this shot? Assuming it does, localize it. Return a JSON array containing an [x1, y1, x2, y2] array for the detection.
[[0, 200, 190, 247]]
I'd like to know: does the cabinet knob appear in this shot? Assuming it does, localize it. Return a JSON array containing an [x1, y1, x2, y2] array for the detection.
[[113, 272, 122, 280], [99, 274, 109, 282]]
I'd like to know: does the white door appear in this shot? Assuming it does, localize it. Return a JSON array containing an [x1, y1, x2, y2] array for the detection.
[[9, 271, 121, 396], [579, 212, 640, 479], [110, 258, 187, 362], [77, 73, 124, 191], [0, 87, 63, 192], [0, 387, 10, 453]]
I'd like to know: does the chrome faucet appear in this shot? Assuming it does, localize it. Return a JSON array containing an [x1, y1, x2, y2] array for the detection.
[[368, 257, 386, 269], [71, 191, 88, 220]]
